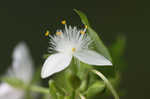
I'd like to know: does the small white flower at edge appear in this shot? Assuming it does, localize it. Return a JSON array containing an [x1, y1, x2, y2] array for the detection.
[[41, 21, 112, 79], [0, 42, 34, 99]]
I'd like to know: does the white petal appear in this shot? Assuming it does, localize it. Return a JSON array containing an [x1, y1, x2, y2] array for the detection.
[[74, 50, 112, 66], [41, 53, 72, 78], [0, 83, 24, 99], [12, 42, 34, 83]]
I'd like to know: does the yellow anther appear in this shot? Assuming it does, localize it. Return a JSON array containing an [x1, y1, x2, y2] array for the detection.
[[45, 30, 50, 36], [56, 32, 62, 36], [61, 20, 66, 25], [80, 30, 85, 35], [85, 25, 88, 29], [72, 48, 76, 52]]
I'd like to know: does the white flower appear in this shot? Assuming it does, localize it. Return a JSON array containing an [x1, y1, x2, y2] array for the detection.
[[0, 83, 24, 99], [41, 22, 112, 79], [0, 42, 34, 99], [11, 42, 34, 83]]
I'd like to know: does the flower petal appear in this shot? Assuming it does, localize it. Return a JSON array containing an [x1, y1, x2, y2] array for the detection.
[[74, 50, 112, 66], [12, 42, 34, 83], [0, 83, 24, 99], [41, 53, 72, 78]]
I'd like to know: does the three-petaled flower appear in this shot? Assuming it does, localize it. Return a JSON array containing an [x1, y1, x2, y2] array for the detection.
[[41, 21, 112, 78]]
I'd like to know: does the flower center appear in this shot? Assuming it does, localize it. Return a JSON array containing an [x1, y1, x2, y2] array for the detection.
[[72, 48, 76, 52]]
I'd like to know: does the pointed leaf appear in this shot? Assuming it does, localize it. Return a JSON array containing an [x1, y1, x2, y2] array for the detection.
[[74, 9, 112, 61], [74, 9, 90, 26]]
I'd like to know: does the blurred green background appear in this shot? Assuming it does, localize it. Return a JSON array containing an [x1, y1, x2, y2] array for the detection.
[[0, 0, 149, 99]]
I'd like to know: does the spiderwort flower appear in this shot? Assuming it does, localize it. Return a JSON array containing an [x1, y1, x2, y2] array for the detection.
[[11, 42, 34, 83], [41, 20, 112, 78], [0, 42, 34, 99]]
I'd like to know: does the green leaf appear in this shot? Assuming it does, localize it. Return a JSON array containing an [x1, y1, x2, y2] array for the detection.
[[110, 35, 126, 62], [49, 80, 57, 99], [74, 9, 90, 26], [74, 9, 112, 61], [49, 80, 64, 99], [77, 62, 92, 80], [76, 62, 92, 92], [53, 69, 74, 94], [1, 77, 50, 95], [109, 72, 120, 88], [84, 80, 105, 99], [110, 35, 126, 71], [1, 77, 25, 89], [88, 27, 112, 61]]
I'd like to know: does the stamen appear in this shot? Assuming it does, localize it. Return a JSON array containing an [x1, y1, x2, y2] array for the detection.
[[85, 25, 88, 29], [83, 25, 88, 33], [72, 48, 76, 52], [61, 20, 66, 25], [56, 32, 62, 36], [45, 30, 50, 37], [80, 30, 85, 35]]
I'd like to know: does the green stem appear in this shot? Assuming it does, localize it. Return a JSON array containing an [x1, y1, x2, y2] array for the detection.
[[30, 85, 49, 94], [91, 69, 119, 99]]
